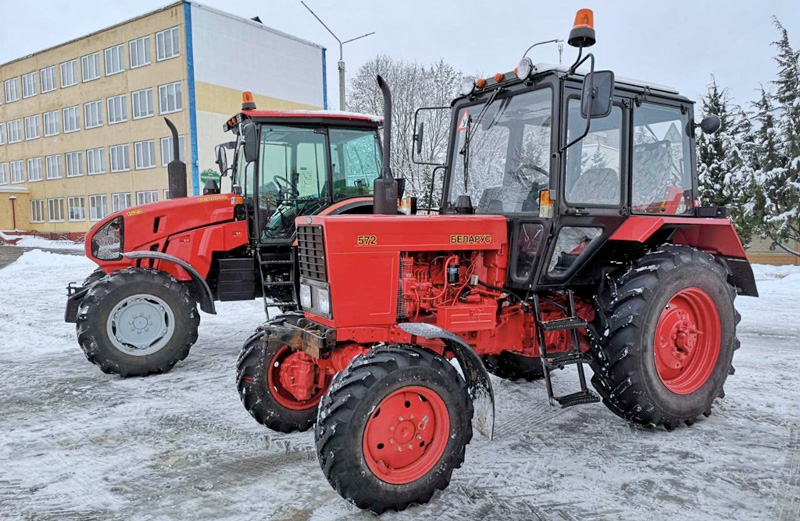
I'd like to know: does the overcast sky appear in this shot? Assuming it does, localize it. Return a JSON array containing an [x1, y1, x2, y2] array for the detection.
[[1, 0, 798, 112]]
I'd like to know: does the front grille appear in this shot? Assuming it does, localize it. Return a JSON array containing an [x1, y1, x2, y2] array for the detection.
[[297, 225, 327, 282]]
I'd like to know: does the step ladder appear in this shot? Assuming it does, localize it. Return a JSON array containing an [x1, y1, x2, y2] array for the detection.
[[256, 247, 298, 320], [532, 290, 600, 408]]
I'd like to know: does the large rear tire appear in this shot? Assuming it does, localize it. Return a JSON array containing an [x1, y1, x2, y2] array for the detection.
[[590, 245, 739, 429], [236, 318, 332, 433], [76, 268, 199, 377], [315, 346, 473, 514]]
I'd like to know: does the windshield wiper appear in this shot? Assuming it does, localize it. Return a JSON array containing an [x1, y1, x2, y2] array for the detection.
[[459, 88, 501, 191]]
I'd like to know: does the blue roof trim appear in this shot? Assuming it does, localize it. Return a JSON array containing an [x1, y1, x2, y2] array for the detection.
[[184, 1, 200, 196], [322, 47, 328, 110]]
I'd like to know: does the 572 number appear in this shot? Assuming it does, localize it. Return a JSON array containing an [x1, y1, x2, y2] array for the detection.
[[356, 235, 377, 246]]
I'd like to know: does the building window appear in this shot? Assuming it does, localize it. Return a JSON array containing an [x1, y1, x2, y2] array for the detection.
[[87, 148, 106, 175], [89, 195, 108, 221], [7, 120, 22, 143], [81, 52, 101, 82], [110, 144, 130, 172], [22, 72, 37, 98], [0, 122, 4, 145], [68, 196, 86, 221], [163, 189, 170, 200], [137, 190, 158, 205], [63, 106, 80, 133], [60, 59, 78, 87], [66, 151, 83, 177], [129, 36, 151, 68], [48, 198, 65, 222], [10, 161, 24, 183], [107, 95, 127, 124], [27, 157, 43, 181], [0, 163, 6, 185], [4, 78, 20, 102], [24, 115, 40, 140], [158, 82, 182, 114], [45, 155, 62, 179], [160, 135, 186, 165], [112, 192, 133, 213], [134, 140, 156, 170], [40, 66, 57, 93], [156, 27, 180, 61], [105, 44, 125, 76], [30, 200, 45, 223], [132, 88, 154, 120], [84, 100, 103, 129], [43, 110, 60, 137]]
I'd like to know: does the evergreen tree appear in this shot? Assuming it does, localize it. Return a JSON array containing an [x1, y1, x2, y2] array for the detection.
[[696, 77, 757, 245]]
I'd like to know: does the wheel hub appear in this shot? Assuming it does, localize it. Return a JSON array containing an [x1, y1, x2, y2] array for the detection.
[[363, 386, 450, 485], [654, 287, 721, 394], [106, 294, 175, 356], [267, 346, 329, 410]]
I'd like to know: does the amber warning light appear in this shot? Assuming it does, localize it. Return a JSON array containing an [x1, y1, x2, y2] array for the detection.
[[242, 91, 256, 110], [568, 8, 596, 48]]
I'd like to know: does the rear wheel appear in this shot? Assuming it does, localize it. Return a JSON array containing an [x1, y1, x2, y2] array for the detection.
[[315, 346, 473, 513], [76, 268, 199, 377], [237, 329, 332, 433], [482, 352, 545, 381], [591, 245, 739, 429]]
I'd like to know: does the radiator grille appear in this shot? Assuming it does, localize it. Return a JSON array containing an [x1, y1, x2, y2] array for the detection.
[[297, 225, 327, 282]]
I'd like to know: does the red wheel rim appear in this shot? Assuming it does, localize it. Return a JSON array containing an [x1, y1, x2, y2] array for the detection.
[[654, 287, 721, 395], [362, 386, 450, 485], [266, 345, 329, 411]]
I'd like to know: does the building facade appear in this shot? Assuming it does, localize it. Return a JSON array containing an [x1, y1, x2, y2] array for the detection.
[[0, 1, 327, 237]]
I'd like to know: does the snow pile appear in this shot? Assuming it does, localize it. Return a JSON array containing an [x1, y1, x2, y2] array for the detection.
[[11, 235, 84, 251]]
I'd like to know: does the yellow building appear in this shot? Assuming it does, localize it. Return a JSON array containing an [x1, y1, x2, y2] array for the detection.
[[0, 1, 327, 238]]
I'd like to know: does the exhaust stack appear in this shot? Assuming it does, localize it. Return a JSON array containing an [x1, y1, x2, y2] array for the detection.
[[164, 117, 188, 199], [372, 75, 399, 215]]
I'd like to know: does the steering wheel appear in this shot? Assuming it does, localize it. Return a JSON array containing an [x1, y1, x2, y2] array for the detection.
[[273, 175, 299, 197]]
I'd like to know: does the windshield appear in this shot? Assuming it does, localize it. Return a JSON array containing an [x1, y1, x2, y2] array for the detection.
[[329, 128, 381, 201], [448, 87, 553, 214]]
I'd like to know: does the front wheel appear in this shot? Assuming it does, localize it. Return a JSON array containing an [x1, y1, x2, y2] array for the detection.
[[591, 246, 740, 429], [315, 346, 473, 513], [76, 268, 199, 377]]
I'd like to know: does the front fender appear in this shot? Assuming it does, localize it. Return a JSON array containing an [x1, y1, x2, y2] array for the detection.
[[398, 322, 495, 439], [123, 251, 216, 314]]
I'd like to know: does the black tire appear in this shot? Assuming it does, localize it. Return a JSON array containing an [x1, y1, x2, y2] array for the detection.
[[482, 352, 545, 381], [236, 314, 327, 433], [590, 245, 740, 430], [82, 268, 107, 288], [316, 345, 473, 514], [76, 267, 199, 377]]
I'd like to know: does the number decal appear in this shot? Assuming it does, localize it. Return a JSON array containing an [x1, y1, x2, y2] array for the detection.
[[356, 235, 377, 246]]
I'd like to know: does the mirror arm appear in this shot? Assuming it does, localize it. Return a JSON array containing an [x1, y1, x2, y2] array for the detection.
[[412, 106, 450, 166], [560, 53, 595, 153], [428, 165, 445, 209]]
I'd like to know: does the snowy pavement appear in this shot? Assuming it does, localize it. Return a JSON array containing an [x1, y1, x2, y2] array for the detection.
[[0, 249, 798, 521]]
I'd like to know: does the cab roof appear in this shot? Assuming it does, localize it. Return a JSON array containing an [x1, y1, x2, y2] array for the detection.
[[224, 109, 382, 132]]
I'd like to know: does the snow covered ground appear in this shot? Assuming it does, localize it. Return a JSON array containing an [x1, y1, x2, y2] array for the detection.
[[0, 249, 798, 521], [0, 232, 84, 251]]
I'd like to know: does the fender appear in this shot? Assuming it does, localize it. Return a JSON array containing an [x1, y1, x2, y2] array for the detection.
[[398, 322, 495, 439], [123, 251, 216, 314]]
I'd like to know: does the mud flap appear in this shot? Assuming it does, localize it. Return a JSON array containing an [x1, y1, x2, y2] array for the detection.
[[397, 322, 495, 440]]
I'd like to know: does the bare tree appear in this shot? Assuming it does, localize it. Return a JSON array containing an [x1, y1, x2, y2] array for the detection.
[[348, 55, 463, 203]]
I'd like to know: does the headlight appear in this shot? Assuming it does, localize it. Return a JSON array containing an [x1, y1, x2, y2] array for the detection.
[[299, 284, 312, 308], [515, 57, 533, 79], [315, 286, 331, 315], [91, 216, 124, 260], [459, 76, 476, 96]]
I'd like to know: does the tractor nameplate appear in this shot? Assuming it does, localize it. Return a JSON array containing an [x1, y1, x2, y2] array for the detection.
[[450, 234, 492, 245], [356, 235, 377, 246]]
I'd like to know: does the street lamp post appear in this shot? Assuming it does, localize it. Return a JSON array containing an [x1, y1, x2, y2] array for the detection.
[[300, 1, 374, 111], [9, 195, 17, 231]]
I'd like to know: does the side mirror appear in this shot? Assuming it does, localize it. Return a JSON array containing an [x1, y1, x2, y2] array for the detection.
[[242, 120, 258, 164], [699, 115, 721, 135], [415, 121, 424, 155], [215, 144, 228, 175], [581, 70, 614, 118]]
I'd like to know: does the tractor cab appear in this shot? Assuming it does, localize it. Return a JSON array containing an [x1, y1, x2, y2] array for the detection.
[[221, 98, 383, 245]]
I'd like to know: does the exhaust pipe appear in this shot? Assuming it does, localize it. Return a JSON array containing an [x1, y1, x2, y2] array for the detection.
[[164, 117, 188, 199], [372, 75, 399, 215]]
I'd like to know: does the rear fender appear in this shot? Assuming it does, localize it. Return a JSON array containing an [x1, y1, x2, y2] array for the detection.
[[123, 251, 216, 313], [397, 322, 495, 439]]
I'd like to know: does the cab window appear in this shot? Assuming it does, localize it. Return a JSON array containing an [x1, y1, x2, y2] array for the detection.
[[328, 129, 381, 201], [631, 103, 692, 214], [565, 100, 623, 206]]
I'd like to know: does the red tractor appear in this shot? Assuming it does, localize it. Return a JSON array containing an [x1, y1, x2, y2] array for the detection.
[[236, 9, 757, 513], [65, 98, 387, 377]]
